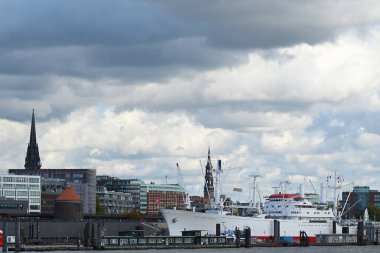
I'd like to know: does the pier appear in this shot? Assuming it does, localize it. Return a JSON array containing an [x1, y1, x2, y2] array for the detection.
[[2, 218, 380, 251]]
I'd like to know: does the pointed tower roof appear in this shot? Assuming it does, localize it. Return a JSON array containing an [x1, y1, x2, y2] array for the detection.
[[24, 109, 42, 170], [204, 147, 214, 199], [56, 186, 81, 202], [206, 146, 212, 169]]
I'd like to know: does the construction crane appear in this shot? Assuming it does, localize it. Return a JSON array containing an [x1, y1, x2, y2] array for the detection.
[[176, 163, 191, 210]]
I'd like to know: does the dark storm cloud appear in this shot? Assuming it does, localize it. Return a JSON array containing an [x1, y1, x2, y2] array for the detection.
[[0, 75, 52, 99], [2, 0, 377, 79], [0, 0, 183, 49], [88, 38, 240, 69], [150, 0, 380, 49], [0, 0, 379, 123]]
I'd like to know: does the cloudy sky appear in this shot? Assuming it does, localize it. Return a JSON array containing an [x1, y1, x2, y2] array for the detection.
[[1, 0, 380, 201]]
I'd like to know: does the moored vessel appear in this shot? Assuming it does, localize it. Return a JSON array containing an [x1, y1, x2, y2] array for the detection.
[[160, 150, 358, 243]]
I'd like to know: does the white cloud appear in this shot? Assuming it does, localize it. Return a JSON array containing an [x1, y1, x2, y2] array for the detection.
[[202, 29, 380, 108], [261, 130, 324, 153], [357, 132, 380, 148], [0, 119, 27, 170]]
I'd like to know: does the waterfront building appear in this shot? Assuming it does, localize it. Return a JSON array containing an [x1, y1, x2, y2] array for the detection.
[[97, 176, 143, 212], [0, 174, 41, 213], [10, 168, 96, 215], [8, 110, 96, 215], [97, 176, 185, 215], [342, 186, 380, 219], [97, 186, 132, 214], [145, 182, 185, 216]]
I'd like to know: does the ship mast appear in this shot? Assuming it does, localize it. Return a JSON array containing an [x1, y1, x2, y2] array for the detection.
[[328, 170, 343, 218], [249, 173, 260, 209], [214, 159, 222, 210]]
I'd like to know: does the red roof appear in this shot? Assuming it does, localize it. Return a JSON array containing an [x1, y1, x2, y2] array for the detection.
[[56, 186, 81, 201], [268, 193, 303, 199]]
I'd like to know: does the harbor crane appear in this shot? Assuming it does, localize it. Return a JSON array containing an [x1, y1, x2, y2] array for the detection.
[[176, 163, 191, 210]]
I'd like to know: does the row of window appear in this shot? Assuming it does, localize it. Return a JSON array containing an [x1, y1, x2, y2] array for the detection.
[[1, 184, 41, 189], [1, 190, 40, 197], [1, 177, 39, 183], [0, 203, 24, 210], [148, 190, 185, 193]]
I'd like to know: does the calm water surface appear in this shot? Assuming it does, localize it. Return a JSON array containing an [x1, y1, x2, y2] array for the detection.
[[26, 246, 380, 253]]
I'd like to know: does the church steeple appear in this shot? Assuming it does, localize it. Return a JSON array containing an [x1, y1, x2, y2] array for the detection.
[[204, 147, 214, 200], [24, 109, 41, 170]]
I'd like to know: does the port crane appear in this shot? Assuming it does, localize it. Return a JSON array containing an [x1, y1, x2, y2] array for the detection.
[[176, 163, 191, 210]]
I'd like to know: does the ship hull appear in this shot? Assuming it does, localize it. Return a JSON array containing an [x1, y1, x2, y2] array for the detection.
[[161, 209, 357, 242]]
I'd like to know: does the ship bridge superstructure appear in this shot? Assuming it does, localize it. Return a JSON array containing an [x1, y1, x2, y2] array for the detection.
[[265, 193, 334, 220]]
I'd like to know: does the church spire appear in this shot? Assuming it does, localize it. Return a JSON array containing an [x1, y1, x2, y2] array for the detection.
[[204, 147, 214, 200], [24, 109, 41, 170]]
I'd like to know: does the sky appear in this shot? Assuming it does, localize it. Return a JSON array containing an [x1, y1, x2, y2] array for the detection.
[[1, 0, 380, 202]]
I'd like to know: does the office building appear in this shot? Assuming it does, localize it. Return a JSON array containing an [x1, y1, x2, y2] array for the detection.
[[0, 174, 41, 213], [97, 176, 143, 212], [342, 186, 380, 219], [145, 182, 185, 216], [97, 186, 132, 214], [97, 176, 185, 214]]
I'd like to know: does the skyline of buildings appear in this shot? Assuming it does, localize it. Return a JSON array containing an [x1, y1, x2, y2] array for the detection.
[[4, 111, 188, 216], [1, 110, 380, 218]]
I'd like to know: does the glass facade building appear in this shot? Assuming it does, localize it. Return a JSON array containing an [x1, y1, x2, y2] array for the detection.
[[342, 186, 380, 219], [97, 176, 185, 214], [9, 168, 96, 214], [97, 186, 132, 214]]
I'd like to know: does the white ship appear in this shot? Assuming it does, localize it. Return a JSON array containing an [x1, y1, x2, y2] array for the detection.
[[161, 192, 357, 243], [161, 150, 358, 243]]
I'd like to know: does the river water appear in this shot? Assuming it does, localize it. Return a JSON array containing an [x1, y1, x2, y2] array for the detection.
[[24, 245, 380, 253]]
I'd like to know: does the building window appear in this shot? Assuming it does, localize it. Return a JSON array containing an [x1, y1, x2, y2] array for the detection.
[[4, 190, 15, 196], [3, 177, 13, 182], [29, 191, 40, 196], [29, 178, 40, 183], [0, 204, 23, 210], [30, 198, 40, 203], [16, 177, 28, 183], [17, 191, 28, 196], [29, 205, 40, 210]]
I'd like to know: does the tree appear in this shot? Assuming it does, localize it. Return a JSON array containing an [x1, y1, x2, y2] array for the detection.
[[367, 206, 380, 221], [125, 210, 144, 220], [96, 195, 106, 215]]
